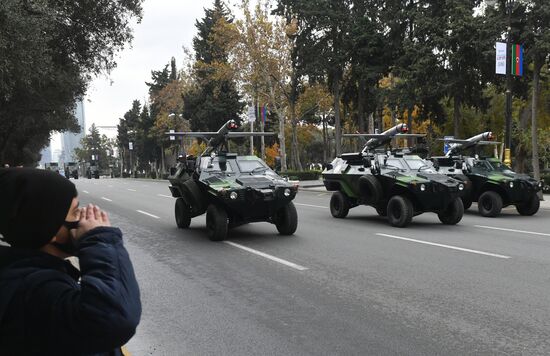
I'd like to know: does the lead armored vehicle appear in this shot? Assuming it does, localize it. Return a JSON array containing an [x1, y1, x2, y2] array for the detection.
[[433, 132, 543, 217], [167, 120, 298, 241], [323, 124, 466, 227]]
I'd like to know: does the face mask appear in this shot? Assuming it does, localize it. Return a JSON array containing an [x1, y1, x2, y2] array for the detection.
[[52, 220, 80, 255]]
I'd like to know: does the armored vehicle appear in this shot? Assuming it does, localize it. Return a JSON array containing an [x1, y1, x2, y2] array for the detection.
[[64, 162, 79, 179], [167, 120, 298, 241], [323, 124, 466, 227], [433, 132, 543, 217]]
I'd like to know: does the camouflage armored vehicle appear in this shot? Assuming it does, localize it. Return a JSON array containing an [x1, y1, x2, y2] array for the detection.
[[86, 161, 99, 179], [433, 132, 543, 217], [322, 124, 466, 227], [167, 120, 298, 241]]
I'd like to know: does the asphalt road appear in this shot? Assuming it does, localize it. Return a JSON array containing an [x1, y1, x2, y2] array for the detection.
[[73, 178, 550, 356]]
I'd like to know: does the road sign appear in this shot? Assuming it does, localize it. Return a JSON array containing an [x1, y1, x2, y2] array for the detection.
[[169, 129, 175, 141], [129, 142, 133, 150], [247, 105, 256, 123], [443, 136, 454, 154]]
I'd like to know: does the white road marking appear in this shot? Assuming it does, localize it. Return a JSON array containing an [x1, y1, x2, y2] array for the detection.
[[475, 225, 550, 237], [224, 241, 308, 271], [82, 190, 90, 194], [127, 188, 137, 192], [136, 210, 160, 219], [294, 203, 328, 209], [375, 233, 510, 259], [101, 197, 113, 202], [157, 194, 173, 198]]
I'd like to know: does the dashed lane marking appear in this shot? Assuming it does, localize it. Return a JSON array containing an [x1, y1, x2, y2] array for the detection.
[[136, 210, 160, 219], [294, 203, 328, 209], [157, 194, 173, 198], [474, 225, 550, 237], [224, 241, 308, 271], [375, 233, 510, 259], [101, 197, 113, 202], [82, 190, 90, 194], [127, 188, 137, 192]]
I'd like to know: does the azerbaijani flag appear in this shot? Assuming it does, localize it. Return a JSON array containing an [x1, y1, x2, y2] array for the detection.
[[511, 44, 523, 76]]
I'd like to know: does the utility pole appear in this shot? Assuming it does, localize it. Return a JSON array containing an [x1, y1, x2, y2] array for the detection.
[[504, 0, 514, 166]]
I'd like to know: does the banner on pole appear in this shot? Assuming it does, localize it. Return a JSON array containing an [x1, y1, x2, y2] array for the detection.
[[511, 44, 523, 76], [495, 42, 506, 75]]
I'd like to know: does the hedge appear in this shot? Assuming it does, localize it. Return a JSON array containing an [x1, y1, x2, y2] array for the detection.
[[282, 170, 322, 181]]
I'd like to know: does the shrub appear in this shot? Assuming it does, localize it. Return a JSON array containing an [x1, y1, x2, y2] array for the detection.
[[281, 170, 322, 181]]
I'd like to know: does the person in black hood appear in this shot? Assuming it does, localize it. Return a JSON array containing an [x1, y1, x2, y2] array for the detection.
[[0, 168, 141, 355]]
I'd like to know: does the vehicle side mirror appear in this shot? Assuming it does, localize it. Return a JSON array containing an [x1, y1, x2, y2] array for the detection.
[[363, 157, 371, 168]]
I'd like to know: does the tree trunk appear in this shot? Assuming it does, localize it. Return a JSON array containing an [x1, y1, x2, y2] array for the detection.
[[368, 112, 374, 134], [531, 58, 542, 181], [453, 96, 461, 138], [322, 114, 328, 163], [357, 79, 366, 133], [276, 106, 287, 172], [290, 101, 302, 171], [407, 106, 413, 147], [514, 105, 531, 173], [333, 72, 342, 156]]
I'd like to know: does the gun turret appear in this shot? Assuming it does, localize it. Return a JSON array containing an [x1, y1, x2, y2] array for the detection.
[[441, 132, 496, 157]]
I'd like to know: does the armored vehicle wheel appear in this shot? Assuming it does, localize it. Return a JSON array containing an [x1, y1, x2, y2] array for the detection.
[[375, 206, 387, 216], [275, 202, 298, 235], [330, 191, 350, 218], [461, 197, 472, 210], [516, 193, 540, 216], [359, 175, 382, 205], [478, 191, 503, 217], [437, 197, 464, 225], [175, 198, 191, 228], [206, 204, 228, 241], [387, 195, 413, 227]]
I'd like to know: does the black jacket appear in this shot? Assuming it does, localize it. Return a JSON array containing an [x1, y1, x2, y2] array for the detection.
[[0, 227, 141, 356]]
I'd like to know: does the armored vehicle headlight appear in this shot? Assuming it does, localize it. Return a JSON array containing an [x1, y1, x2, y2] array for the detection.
[[538, 181, 543, 187], [458, 183, 464, 191], [509, 181, 514, 188], [420, 184, 426, 192], [284, 188, 291, 197], [229, 191, 238, 200]]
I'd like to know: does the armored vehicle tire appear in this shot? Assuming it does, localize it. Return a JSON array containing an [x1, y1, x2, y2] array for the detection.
[[275, 202, 298, 235], [461, 197, 473, 210], [438, 197, 464, 225], [330, 191, 350, 218], [175, 198, 191, 228], [478, 191, 503, 217], [206, 204, 228, 241], [516, 193, 540, 216], [359, 175, 382, 205], [387, 195, 413, 228], [376, 206, 387, 216]]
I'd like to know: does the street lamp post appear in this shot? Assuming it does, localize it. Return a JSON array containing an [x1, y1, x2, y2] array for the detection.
[[504, 0, 514, 166], [168, 113, 184, 153]]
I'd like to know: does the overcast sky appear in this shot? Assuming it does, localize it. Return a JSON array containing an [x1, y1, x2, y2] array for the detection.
[[83, 0, 211, 136]]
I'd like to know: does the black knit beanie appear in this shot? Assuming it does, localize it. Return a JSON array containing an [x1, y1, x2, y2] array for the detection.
[[0, 168, 77, 249]]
